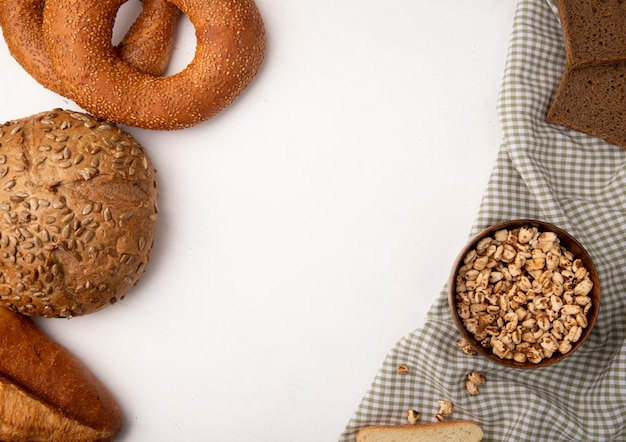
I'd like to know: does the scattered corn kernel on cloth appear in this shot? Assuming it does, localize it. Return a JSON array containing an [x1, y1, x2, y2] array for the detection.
[[339, 0, 626, 441]]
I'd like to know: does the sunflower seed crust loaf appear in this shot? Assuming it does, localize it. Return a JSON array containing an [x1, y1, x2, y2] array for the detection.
[[0, 108, 158, 317]]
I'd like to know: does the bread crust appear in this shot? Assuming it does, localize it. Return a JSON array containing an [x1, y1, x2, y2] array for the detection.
[[0, 307, 122, 440], [0, 109, 158, 317], [357, 421, 484, 442]]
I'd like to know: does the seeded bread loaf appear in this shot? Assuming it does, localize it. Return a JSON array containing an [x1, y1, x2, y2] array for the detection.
[[356, 421, 484, 442], [547, 62, 626, 148], [556, 0, 626, 67], [0, 306, 122, 440], [0, 109, 158, 317]]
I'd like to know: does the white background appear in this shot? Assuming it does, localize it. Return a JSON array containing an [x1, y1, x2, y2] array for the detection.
[[0, 1, 516, 440]]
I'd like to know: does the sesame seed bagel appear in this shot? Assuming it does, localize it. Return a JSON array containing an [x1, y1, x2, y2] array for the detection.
[[42, 0, 266, 130], [0, 109, 158, 318], [0, 0, 180, 95]]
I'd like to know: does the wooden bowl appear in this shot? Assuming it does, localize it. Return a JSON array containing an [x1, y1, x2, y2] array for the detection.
[[448, 219, 600, 368]]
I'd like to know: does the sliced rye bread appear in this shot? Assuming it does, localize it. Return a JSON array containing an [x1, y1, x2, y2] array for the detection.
[[556, 0, 626, 67], [547, 61, 626, 148]]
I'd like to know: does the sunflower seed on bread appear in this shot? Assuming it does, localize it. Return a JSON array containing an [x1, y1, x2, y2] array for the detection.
[[0, 108, 158, 317]]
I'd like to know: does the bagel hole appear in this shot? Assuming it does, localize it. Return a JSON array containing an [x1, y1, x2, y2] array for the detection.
[[112, 0, 142, 46], [164, 12, 196, 76], [112, 0, 197, 76]]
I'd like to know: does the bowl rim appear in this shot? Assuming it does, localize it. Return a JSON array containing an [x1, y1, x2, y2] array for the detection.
[[448, 219, 601, 369]]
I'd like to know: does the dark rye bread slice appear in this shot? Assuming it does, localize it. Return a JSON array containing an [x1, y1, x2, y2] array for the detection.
[[547, 61, 626, 148], [556, 0, 626, 67]]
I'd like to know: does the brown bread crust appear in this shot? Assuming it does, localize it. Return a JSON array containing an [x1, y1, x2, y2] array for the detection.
[[356, 421, 484, 442], [0, 307, 122, 440]]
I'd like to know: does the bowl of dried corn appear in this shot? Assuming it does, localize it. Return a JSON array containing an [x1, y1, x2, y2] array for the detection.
[[448, 219, 600, 368]]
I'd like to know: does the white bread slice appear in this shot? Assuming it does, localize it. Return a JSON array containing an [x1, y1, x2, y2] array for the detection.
[[356, 421, 484, 442]]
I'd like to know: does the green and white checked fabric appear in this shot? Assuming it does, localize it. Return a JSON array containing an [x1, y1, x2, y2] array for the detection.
[[339, 0, 626, 440]]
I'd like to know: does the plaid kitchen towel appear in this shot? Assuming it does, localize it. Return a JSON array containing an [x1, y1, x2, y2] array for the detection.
[[339, 0, 626, 440]]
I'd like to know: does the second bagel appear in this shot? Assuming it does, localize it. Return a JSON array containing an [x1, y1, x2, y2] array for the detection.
[[43, 0, 266, 130], [0, 0, 180, 94]]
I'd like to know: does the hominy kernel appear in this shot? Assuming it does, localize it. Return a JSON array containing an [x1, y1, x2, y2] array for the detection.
[[454, 226, 593, 364]]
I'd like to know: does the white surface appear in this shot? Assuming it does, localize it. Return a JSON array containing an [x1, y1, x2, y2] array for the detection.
[[0, 1, 515, 440]]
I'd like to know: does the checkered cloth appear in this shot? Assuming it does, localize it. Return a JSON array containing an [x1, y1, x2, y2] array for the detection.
[[339, 0, 626, 440]]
